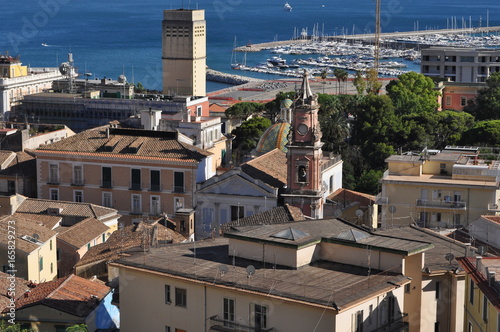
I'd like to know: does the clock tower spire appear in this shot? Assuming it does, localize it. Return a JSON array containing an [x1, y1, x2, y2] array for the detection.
[[283, 71, 325, 219]]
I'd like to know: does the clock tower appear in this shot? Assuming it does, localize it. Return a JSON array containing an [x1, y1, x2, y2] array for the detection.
[[283, 71, 325, 219]]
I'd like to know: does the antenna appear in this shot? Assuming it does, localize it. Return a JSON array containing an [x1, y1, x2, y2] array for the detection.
[[333, 209, 342, 218], [219, 264, 228, 276], [32, 233, 40, 240], [246, 265, 255, 278]]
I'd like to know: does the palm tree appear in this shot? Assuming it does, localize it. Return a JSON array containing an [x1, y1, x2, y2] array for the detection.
[[320, 107, 350, 153], [338, 69, 349, 94], [333, 68, 342, 94]]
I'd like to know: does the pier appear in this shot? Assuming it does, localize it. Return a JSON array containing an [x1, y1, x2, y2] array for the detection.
[[235, 26, 500, 52]]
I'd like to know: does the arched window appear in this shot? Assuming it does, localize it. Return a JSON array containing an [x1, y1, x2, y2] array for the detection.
[[329, 175, 334, 192], [298, 165, 307, 182]]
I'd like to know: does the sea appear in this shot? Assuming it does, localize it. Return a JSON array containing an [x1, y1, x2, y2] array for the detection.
[[1, 0, 499, 92]]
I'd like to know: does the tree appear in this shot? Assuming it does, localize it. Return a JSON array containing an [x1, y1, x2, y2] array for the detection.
[[264, 91, 296, 122], [386, 72, 440, 115], [355, 169, 384, 195], [66, 325, 88, 332], [135, 82, 145, 92], [333, 68, 343, 94], [320, 108, 349, 153], [338, 69, 349, 94], [365, 68, 382, 95], [353, 71, 366, 95], [231, 117, 272, 160], [224, 102, 264, 120], [463, 72, 500, 120], [460, 120, 500, 146], [0, 322, 32, 332]]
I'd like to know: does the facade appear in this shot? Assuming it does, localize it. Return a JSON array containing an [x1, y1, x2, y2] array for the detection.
[[0, 54, 64, 115], [0, 151, 36, 197], [469, 215, 500, 251], [437, 81, 484, 111], [283, 72, 326, 218], [162, 9, 206, 96], [421, 47, 500, 83], [325, 188, 377, 227], [0, 214, 57, 283], [110, 218, 437, 332], [457, 256, 500, 332], [378, 147, 500, 228], [4, 274, 119, 331], [34, 127, 214, 228]]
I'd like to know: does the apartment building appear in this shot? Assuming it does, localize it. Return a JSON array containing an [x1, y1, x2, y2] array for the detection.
[[457, 256, 500, 332], [34, 127, 214, 231], [378, 147, 500, 228], [110, 218, 445, 332], [421, 47, 500, 83]]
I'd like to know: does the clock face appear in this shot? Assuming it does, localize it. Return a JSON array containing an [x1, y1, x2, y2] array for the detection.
[[297, 123, 309, 136]]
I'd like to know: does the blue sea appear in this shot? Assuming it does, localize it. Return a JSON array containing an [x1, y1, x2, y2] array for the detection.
[[1, 0, 499, 91]]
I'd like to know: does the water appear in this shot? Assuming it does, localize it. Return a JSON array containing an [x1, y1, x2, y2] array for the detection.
[[1, 0, 499, 91]]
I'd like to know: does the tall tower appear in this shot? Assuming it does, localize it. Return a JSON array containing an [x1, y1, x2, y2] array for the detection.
[[283, 71, 325, 219], [162, 9, 206, 97]]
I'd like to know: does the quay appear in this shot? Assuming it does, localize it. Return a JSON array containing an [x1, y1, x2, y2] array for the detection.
[[235, 26, 500, 52]]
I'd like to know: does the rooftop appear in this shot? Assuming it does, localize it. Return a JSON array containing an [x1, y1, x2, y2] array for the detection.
[[35, 127, 211, 162], [56, 217, 110, 249], [111, 237, 409, 310], [0, 215, 56, 254], [241, 148, 287, 188]]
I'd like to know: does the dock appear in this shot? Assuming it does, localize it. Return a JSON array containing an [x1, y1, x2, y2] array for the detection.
[[235, 26, 500, 52]]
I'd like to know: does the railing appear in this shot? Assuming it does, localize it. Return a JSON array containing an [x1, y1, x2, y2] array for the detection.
[[372, 313, 409, 332], [47, 177, 59, 184], [173, 185, 185, 193], [72, 178, 84, 186], [150, 184, 161, 191], [130, 183, 141, 191], [320, 154, 342, 172], [209, 315, 274, 332], [101, 180, 112, 188], [416, 199, 466, 210], [488, 203, 500, 211]]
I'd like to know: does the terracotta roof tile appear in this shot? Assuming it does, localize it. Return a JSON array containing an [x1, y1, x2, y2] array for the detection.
[[12, 274, 110, 317], [35, 127, 211, 161], [0, 215, 57, 254], [13, 213, 61, 230], [75, 220, 185, 267], [0, 151, 36, 176], [57, 218, 110, 249], [17, 198, 117, 219], [0, 272, 30, 312], [241, 149, 287, 188]]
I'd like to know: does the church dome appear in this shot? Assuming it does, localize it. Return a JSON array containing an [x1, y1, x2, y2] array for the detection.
[[280, 98, 293, 109], [255, 122, 290, 155]]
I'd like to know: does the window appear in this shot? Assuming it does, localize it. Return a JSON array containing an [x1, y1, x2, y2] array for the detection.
[[151, 170, 160, 191], [175, 197, 184, 211], [74, 190, 83, 203], [87, 243, 91, 250], [173, 172, 184, 193], [50, 240, 53, 251], [231, 205, 245, 221], [468, 322, 473, 332], [165, 327, 171, 332], [49, 164, 59, 183], [445, 95, 452, 106], [103, 192, 112, 208], [39, 257, 43, 271], [483, 294, 488, 321], [405, 283, 411, 293], [131, 169, 141, 190], [435, 322, 440, 332], [368, 305, 373, 325], [7, 180, 15, 194], [102, 233, 106, 242], [224, 298, 235, 327], [253, 304, 268, 331], [73, 165, 83, 185], [165, 285, 171, 304], [461, 96, 467, 106], [175, 288, 187, 307], [150, 196, 160, 215], [435, 281, 440, 299], [353, 310, 363, 332], [196, 105, 202, 116], [469, 278, 475, 304], [131, 194, 141, 214], [50, 188, 59, 201], [102, 167, 112, 188], [50, 262, 53, 274], [298, 165, 307, 182], [329, 175, 334, 192]]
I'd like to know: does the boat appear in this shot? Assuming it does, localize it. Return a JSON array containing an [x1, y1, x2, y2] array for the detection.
[[41, 43, 48, 47], [267, 56, 287, 67], [284, 2, 292, 11]]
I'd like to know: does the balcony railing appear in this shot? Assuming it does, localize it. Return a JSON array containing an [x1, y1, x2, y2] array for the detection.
[[209, 315, 274, 332], [47, 177, 59, 184], [130, 183, 141, 191], [72, 178, 84, 186], [150, 184, 161, 191], [488, 203, 500, 211], [173, 185, 185, 193], [101, 180, 112, 188], [416, 199, 466, 210]]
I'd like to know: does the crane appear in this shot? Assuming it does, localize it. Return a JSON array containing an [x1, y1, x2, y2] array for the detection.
[[373, 0, 381, 74]]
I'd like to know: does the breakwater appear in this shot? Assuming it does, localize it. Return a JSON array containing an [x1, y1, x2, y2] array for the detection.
[[206, 69, 264, 85]]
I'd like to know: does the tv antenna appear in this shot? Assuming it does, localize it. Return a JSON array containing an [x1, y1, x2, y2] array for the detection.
[[246, 265, 255, 278]]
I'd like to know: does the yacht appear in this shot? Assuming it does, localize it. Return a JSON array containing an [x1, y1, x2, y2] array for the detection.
[[284, 2, 292, 11]]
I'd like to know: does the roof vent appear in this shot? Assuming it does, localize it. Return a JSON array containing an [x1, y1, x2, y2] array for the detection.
[[21, 235, 43, 245], [47, 207, 62, 215], [335, 229, 371, 242], [270, 227, 309, 241]]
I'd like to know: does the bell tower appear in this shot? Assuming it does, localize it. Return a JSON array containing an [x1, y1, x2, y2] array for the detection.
[[283, 71, 324, 219]]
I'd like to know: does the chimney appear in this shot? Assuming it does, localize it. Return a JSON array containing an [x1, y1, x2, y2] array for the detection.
[[464, 243, 471, 257], [476, 256, 482, 270], [106, 127, 110, 138], [490, 271, 496, 287]]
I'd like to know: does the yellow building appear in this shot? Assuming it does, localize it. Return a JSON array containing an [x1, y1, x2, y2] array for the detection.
[[457, 256, 500, 332], [378, 147, 500, 228], [162, 9, 206, 96]]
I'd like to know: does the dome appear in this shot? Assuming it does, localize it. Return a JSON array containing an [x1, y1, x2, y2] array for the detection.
[[281, 98, 293, 109], [255, 122, 290, 155]]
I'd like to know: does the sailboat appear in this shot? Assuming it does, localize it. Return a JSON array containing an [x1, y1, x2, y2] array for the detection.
[[284, 2, 292, 11], [230, 36, 240, 69]]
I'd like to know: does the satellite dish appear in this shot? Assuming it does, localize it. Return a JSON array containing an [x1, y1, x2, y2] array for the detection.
[[445, 253, 455, 262], [59, 62, 70, 75], [32, 233, 40, 240], [246, 265, 255, 277], [388, 206, 397, 214], [219, 265, 228, 276], [333, 209, 342, 218], [355, 209, 364, 218], [118, 75, 127, 83]]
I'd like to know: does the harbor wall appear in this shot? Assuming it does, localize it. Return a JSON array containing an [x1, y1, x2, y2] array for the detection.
[[206, 69, 263, 85]]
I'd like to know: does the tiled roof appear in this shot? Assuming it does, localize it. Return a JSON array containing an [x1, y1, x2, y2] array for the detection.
[[0, 272, 30, 312], [35, 127, 211, 162], [209, 103, 227, 114], [221, 204, 304, 233], [0, 150, 15, 168], [0, 151, 36, 176], [16, 198, 117, 219], [241, 148, 287, 188], [13, 213, 61, 231], [56, 218, 110, 249], [12, 274, 110, 317], [481, 215, 500, 225], [112, 238, 410, 309], [0, 215, 57, 254], [75, 220, 186, 267], [373, 226, 469, 273], [327, 188, 375, 206]]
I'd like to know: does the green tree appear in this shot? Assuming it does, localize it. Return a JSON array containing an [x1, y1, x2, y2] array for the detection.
[[353, 71, 366, 95], [333, 68, 343, 94], [365, 68, 382, 95], [264, 91, 296, 122], [225, 102, 264, 120], [65, 325, 88, 332], [463, 72, 500, 120], [355, 169, 384, 195], [460, 120, 500, 146], [386, 72, 440, 115], [231, 117, 272, 160], [135, 82, 145, 92], [0, 321, 32, 332], [320, 108, 349, 153], [339, 69, 349, 94]]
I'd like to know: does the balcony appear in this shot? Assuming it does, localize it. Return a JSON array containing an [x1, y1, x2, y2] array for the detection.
[[209, 315, 274, 332], [173, 185, 185, 193], [150, 184, 161, 191], [101, 180, 112, 188], [416, 199, 466, 210], [47, 177, 59, 185], [130, 183, 141, 191], [71, 178, 84, 186], [488, 203, 500, 212]]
